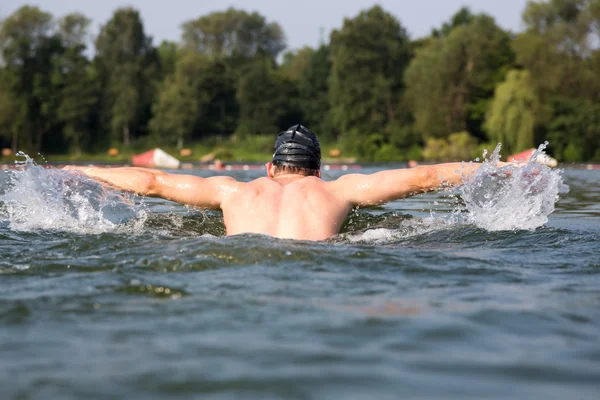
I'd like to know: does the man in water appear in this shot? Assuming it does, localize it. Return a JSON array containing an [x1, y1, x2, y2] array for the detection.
[[65, 125, 505, 241]]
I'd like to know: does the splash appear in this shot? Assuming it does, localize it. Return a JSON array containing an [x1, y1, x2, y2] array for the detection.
[[342, 143, 569, 244], [342, 217, 458, 244], [0, 153, 147, 234], [460, 143, 569, 231]]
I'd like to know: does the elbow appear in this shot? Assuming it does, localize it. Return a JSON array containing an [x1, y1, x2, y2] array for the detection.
[[417, 166, 439, 191], [140, 172, 158, 196]]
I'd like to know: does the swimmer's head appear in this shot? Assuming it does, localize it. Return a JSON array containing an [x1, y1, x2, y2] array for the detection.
[[271, 124, 321, 176]]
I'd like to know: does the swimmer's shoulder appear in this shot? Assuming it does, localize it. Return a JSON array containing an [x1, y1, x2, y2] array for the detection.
[[241, 177, 276, 193], [323, 173, 364, 189], [249, 177, 275, 186]]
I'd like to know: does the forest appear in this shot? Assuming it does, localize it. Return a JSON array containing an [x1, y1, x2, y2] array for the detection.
[[0, 0, 599, 162]]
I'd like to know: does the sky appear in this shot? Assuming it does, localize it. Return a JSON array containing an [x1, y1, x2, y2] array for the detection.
[[1, 0, 530, 51]]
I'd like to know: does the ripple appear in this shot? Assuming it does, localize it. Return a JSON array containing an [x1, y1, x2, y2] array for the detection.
[[0, 168, 598, 399]]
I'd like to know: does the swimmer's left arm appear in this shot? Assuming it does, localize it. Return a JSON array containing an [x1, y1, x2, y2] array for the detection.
[[335, 162, 510, 207], [333, 166, 438, 207], [63, 166, 240, 209]]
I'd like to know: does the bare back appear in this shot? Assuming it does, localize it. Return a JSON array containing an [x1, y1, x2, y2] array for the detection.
[[221, 177, 352, 241]]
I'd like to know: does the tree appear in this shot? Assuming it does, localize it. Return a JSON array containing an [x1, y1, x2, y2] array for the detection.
[[546, 97, 600, 161], [405, 15, 515, 140], [423, 131, 479, 161], [95, 8, 158, 146], [150, 52, 237, 147], [181, 8, 285, 61], [432, 7, 474, 37], [178, 8, 289, 139], [296, 45, 333, 141], [485, 70, 539, 154], [157, 40, 178, 79], [280, 47, 314, 81], [53, 13, 99, 157], [513, 0, 600, 161], [329, 6, 411, 150], [279, 45, 333, 140], [150, 53, 201, 149], [0, 70, 21, 151], [236, 58, 299, 135], [514, 0, 600, 100], [0, 6, 57, 152]]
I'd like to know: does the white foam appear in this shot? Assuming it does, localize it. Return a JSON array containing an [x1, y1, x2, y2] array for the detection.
[[0, 153, 147, 234], [460, 143, 569, 231], [346, 217, 456, 244], [346, 143, 568, 243], [347, 228, 397, 243]]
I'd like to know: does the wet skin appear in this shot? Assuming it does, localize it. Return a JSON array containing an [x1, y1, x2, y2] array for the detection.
[[64, 161, 508, 240]]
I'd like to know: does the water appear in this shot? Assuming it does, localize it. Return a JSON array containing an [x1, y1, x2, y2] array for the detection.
[[1, 151, 599, 399]]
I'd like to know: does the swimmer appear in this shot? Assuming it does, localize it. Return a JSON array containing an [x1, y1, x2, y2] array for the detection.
[[213, 159, 225, 171], [64, 124, 512, 241]]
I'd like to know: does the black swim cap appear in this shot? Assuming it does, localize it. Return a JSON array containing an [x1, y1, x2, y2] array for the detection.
[[272, 124, 321, 170]]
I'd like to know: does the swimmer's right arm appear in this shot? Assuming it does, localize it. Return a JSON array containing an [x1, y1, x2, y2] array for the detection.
[[63, 166, 239, 209]]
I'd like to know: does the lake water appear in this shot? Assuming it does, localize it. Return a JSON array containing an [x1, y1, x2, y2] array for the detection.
[[1, 155, 599, 399]]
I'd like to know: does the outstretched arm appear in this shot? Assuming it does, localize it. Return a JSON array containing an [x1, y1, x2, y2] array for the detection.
[[333, 162, 506, 207], [63, 166, 240, 209]]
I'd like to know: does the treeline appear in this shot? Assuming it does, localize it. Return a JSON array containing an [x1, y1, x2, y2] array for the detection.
[[0, 0, 599, 162]]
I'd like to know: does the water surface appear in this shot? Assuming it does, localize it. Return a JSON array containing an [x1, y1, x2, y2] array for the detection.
[[1, 160, 599, 399]]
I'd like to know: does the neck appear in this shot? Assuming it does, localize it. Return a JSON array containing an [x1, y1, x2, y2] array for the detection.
[[273, 173, 308, 180]]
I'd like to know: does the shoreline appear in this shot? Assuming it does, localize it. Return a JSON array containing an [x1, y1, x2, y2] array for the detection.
[[0, 161, 365, 171], [1, 161, 599, 171]]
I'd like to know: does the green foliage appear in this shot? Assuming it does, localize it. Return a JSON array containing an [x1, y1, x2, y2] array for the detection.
[[405, 15, 515, 141], [448, 132, 480, 160], [296, 45, 332, 140], [233, 134, 275, 156], [485, 70, 539, 154], [53, 13, 99, 157], [432, 7, 474, 37], [150, 53, 202, 148], [280, 47, 314, 81], [0, 5, 56, 152], [563, 142, 582, 163], [329, 6, 411, 146], [181, 8, 285, 61], [178, 8, 290, 140], [236, 58, 300, 136], [360, 134, 386, 161], [515, 0, 600, 100], [511, 0, 600, 161], [405, 145, 424, 162], [0, 2, 599, 162], [0, 70, 20, 150], [423, 132, 479, 162], [423, 138, 449, 162], [546, 97, 600, 161], [157, 40, 178, 78], [150, 52, 237, 147], [95, 7, 158, 146]]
